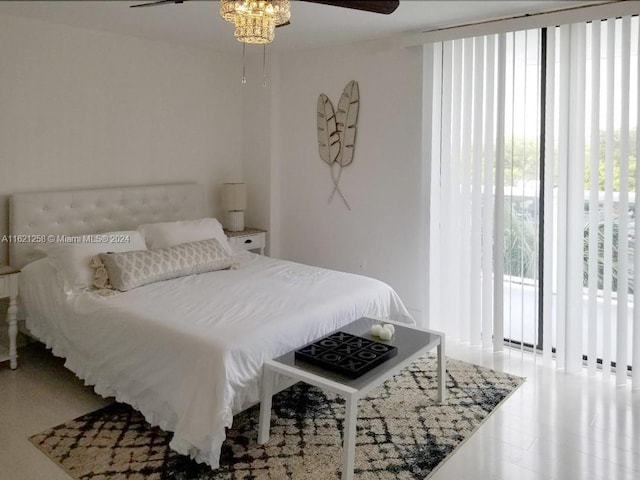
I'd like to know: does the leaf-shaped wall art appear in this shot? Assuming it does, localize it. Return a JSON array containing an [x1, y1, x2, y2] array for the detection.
[[316, 81, 359, 211], [317, 94, 340, 166], [335, 80, 359, 167]]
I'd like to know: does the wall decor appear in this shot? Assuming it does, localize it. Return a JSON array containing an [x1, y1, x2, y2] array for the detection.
[[316, 80, 359, 210]]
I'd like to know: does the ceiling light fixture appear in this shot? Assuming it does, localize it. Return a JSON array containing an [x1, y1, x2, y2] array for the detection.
[[220, 0, 291, 44]]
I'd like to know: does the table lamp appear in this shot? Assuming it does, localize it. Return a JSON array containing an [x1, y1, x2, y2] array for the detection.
[[222, 182, 247, 232]]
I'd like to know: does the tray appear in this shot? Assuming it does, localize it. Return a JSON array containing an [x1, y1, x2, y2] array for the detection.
[[294, 331, 397, 378]]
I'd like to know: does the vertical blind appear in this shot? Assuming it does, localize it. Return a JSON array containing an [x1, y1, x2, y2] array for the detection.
[[429, 30, 544, 353], [429, 32, 506, 350], [546, 17, 640, 385], [428, 15, 640, 387]]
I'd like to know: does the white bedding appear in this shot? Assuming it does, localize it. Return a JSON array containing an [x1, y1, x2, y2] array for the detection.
[[20, 251, 413, 468]]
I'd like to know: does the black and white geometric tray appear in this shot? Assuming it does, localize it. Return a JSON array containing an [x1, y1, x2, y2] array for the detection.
[[294, 331, 397, 378]]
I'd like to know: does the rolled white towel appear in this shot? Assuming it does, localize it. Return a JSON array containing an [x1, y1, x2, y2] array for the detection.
[[379, 327, 393, 341], [371, 324, 383, 336]]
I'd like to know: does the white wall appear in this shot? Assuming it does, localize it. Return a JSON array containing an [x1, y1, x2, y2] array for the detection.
[[241, 52, 284, 257], [0, 14, 244, 264], [0, 12, 428, 321], [241, 53, 274, 251], [267, 43, 425, 319]]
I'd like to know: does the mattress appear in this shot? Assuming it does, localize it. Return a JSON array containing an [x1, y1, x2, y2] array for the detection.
[[20, 251, 413, 468]]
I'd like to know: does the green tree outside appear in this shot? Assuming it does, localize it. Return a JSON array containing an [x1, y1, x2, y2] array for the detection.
[[501, 129, 638, 288], [584, 129, 637, 192]]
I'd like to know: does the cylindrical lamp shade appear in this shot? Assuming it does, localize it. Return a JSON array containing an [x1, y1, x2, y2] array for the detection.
[[221, 183, 247, 211]]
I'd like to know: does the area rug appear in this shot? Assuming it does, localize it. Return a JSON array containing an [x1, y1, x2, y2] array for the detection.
[[30, 356, 523, 480]]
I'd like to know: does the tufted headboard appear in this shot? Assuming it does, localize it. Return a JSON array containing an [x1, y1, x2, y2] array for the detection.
[[9, 183, 204, 268]]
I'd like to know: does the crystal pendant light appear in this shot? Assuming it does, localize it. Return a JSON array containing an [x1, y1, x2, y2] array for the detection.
[[220, 0, 290, 45]]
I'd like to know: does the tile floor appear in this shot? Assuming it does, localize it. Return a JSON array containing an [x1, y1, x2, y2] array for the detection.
[[1, 342, 638, 480]]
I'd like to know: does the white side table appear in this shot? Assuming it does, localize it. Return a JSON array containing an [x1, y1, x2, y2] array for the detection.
[[258, 317, 445, 480], [0, 266, 20, 369], [224, 228, 267, 255]]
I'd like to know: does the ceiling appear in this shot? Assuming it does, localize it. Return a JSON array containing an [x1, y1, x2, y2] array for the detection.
[[0, 0, 604, 53]]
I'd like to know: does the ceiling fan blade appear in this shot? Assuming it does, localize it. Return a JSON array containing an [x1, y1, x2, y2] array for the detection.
[[130, 0, 185, 8], [300, 0, 399, 15]]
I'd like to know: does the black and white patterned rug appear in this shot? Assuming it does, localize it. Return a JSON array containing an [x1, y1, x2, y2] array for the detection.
[[30, 356, 523, 480]]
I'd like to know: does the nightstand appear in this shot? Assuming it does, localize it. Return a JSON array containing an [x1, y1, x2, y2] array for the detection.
[[224, 228, 267, 255], [0, 266, 20, 369]]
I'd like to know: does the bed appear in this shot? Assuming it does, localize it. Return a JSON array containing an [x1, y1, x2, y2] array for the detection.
[[10, 183, 413, 468]]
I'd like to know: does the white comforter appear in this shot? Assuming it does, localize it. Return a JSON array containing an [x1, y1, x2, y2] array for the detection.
[[20, 251, 413, 468]]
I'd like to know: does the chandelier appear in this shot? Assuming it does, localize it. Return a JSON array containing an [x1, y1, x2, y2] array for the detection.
[[220, 0, 291, 44]]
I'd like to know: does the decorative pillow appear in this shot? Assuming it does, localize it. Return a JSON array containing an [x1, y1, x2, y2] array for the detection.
[[137, 218, 232, 254], [88, 256, 120, 297], [89, 255, 112, 289], [98, 237, 233, 292], [39, 231, 146, 295]]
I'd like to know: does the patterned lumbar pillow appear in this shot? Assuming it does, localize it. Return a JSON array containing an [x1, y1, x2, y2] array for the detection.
[[98, 238, 232, 292]]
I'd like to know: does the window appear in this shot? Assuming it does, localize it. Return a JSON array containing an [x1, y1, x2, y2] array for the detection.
[[427, 15, 640, 385]]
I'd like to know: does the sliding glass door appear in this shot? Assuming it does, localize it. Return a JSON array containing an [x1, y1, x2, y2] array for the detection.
[[503, 29, 543, 353], [428, 14, 639, 383]]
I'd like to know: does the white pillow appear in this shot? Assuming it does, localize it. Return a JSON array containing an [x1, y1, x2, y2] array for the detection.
[[40, 231, 146, 295], [137, 218, 232, 254]]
